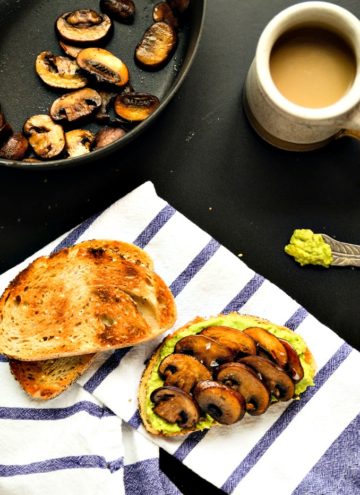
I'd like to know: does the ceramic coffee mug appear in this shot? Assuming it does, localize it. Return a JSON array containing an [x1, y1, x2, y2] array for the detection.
[[243, 1, 360, 151]]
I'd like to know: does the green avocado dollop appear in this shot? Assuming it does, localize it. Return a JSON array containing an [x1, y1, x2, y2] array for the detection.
[[145, 314, 315, 435], [285, 229, 333, 267]]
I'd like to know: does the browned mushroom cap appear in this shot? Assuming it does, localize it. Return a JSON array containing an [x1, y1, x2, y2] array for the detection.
[[239, 355, 295, 401], [135, 21, 177, 70], [0, 111, 12, 144], [100, 0, 135, 24], [65, 129, 95, 157], [150, 386, 200, 428], [174, 334, 235, 369], [216, 362, 270, 415], [153, 2, 179, 29], [94, 126, 126, 149], [0, 132, 29, 161], [167, 0, 190, 14], [77, 48, 129, 87], [244, 327, 288, 368], [50, 88, 102, 123], [278, 338, 304, 382], [201, 326, 257, 357], [55, 10, 112, 45], [59, 41, 83, 59], [35, 51, 88, 90], [193, 380, 246, 425], [158, 353, 211, 394], [114, 92, 160, 122], [23, 115, 65, 160]]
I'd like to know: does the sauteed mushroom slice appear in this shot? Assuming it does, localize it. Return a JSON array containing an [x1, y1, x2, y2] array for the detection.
[[167, 0, 190, 14], [158, 353, 211, 394], [244, 327, 288, 368], [50, 88, 102, 123], [114, 92, 160, 122], [239, 355, 295, 401], [35, 51, 88, 89], [174, 334, 235, 369], [279, 338, 304, 382], [65, 129, 95, 157], [193, 380, 246, 425], [94, 126, 126, 149], [23, 115, 65, 160], [201, 326, 257, 357], [59, 41, 83, 59], [95, 90, 117, 123], [151, 386, 200, 428], [100, 0, 135, 24], [216, 362, 270, 415], [77, 48, 129, 87], [0, 132, 29, 161], [0, 111, 12, 144], [153, 2, 179, 29], [135, 21, 177, 70], [55, 10, 112, 45]]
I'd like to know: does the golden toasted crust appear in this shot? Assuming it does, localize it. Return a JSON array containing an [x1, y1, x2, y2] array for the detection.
[[138, 313, 316, 437], [0, 240, 176, 361], [10, 354, 96, 400]]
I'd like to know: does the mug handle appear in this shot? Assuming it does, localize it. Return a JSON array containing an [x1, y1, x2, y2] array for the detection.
[[336, 105, 360, 140], [336, 128, 360, 140]]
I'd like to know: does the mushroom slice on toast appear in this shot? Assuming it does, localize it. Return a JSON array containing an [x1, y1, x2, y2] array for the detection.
[[158, 353, 211, 394]]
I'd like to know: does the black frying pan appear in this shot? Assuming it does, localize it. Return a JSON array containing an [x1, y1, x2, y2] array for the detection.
[[0, 0, 206, 169]]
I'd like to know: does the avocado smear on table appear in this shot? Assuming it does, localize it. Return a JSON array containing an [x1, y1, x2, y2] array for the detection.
[[145, 314, 315, 435], [285, 229, 333, 267]]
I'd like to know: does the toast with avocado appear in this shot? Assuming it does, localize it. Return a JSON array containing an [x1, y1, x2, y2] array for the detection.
[[138, 313, 316, 436], [1, 239, 176, 399]]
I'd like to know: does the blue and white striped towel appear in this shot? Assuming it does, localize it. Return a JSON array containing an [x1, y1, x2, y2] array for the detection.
[[0, 181, 359, 495]]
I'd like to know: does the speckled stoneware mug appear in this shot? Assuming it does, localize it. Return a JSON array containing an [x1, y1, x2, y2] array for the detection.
[[243, 1, 360, 151]]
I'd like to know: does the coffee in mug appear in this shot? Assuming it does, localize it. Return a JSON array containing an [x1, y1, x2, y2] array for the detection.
[[270, 26, 356, 108], [243, 2, 360, 151]]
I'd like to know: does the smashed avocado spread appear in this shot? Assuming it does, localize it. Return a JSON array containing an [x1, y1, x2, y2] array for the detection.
[[145, 314, 315, 435], [285, 229, 333, 267]]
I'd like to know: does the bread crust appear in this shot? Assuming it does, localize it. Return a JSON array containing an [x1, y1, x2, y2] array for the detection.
[[138, 313, 316, 437]]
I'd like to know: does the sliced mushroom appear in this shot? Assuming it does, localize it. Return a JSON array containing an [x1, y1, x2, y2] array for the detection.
[[55, 10, 112, 45], [59, 41, 83, 59], [94, 126, 126, 149], [0, 111, 12, 144], [216, 362, 270, 415], [239, 355, 295, 401], [95, 90, 117, 123], [153, 2, 179, 29], [244, 327, 288, 368], [50, 88, 102, 122], [100, 0, 135, 24], [158, 353, 211, 394], [193, 380, 246, 425], [35, 51, 88, 90], [201, 326, 257, 357], [279, 338, 304, 382], [167, 0, 190, 14], [151, 386, 200, 428], [114, 92, 160, 122], [174, 334, 235, 369], [135, 21, 177, 70], [77, 48, 129, 87], [23, 115, 65, 160], [0, 132, 29, 161], [65, 129, 95, 157]]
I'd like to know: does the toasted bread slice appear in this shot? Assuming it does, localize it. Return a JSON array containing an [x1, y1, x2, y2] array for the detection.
[[138, 313, 316, 437], [9, 354, 97, 400], [0, 240, 176, 361]]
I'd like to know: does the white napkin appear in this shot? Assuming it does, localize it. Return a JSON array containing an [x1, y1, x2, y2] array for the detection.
[[0, 181, 359, 495]]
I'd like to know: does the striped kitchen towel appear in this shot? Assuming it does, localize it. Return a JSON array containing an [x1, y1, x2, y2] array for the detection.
[[0, 181, 359, 495]]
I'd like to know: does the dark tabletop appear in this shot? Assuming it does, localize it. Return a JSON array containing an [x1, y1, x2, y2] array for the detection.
[[1, 1, 359, 493]]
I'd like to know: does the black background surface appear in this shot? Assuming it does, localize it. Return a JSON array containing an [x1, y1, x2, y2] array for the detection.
[[0, 1, 359, 494]]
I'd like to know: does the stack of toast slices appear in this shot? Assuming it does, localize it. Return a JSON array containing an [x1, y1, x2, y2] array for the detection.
[[0, 239, 176, 400]]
